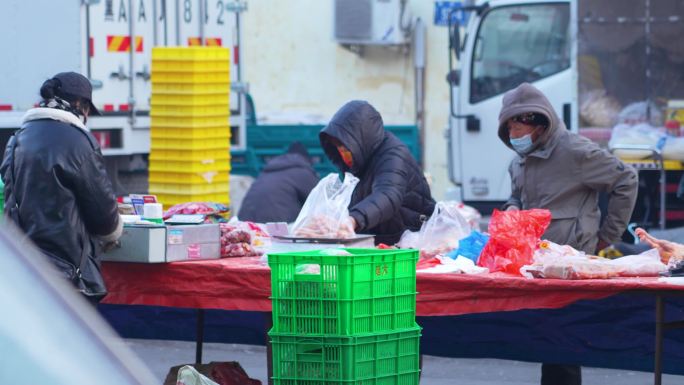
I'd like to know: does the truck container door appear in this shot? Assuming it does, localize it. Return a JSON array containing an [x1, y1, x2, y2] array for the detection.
[[87, 0, 162, 114], [174, 0, 244, 147]]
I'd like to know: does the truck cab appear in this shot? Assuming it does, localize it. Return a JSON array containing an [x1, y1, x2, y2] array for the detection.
[[448, 0, 574, 208]]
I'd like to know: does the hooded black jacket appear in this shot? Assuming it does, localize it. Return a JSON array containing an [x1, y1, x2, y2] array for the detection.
[[238, 153, 319, 223], [1, 110, 120, 297], [320, 101, 435, 245]]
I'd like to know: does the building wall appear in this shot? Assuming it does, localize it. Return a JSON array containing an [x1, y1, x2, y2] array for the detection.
[[242, 1, 453, 200]]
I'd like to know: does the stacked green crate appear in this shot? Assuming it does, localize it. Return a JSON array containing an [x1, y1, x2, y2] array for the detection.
[[149, 47, 231, 208], [268, 248, 421, 384]]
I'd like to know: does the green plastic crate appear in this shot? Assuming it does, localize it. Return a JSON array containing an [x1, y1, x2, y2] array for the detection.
[[269, 326, 421, 384], [268, 248, 418, 335]]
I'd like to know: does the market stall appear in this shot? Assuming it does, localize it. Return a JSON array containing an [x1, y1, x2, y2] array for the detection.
[[102, 182, 684, 384]]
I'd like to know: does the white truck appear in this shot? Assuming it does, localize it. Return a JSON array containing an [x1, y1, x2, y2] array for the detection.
[[0, 0, 247, 191], [446, 0, 684, 212]]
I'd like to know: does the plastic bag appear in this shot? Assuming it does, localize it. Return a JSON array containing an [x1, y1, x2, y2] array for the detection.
[[521, 243, 666, 279], [609, 248, 667, 277], [219, 220, 271, 258], [444, 201, 482, 231], [617, 100, 663, 127], [177, 365, 220, 385], [663, 137, 684, 161], [608, 123, 666, 159], [520, 240, 608, 279], [291, 173, 359, 238], [397, 201, 471, 259], [477, 209, 551, 275], [580, 89, 621, 127], [447, 231, 489, 263]]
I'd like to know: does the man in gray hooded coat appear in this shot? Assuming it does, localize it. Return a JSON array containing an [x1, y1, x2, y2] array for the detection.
[[499, 83, 638, 385]]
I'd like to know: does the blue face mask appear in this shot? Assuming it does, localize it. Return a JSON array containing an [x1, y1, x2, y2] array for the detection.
[[510, 133, 534, 154]]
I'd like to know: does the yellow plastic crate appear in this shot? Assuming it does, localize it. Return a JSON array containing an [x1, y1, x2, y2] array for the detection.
[[152, 60, 230, 73], [149, 148, 230, 162], [151, 71, 229, 84], [152, 47, 230, 61], [150, 104, 230, 117], [150, 125, 230, 138], [151, 83, 230, 95], [150, 93, 229, 106], [150, 116, 229, 128], [149, 182, 229, 195], [149, 170, 230, 184], [156, 192, 230, 208], [148, 158, 231, 173], [150, 136, 230, 150]]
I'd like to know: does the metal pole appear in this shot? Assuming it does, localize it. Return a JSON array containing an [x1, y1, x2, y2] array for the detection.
[[654, 295, 664, 385], [195, 309, 205, 365], [645, 0, 652, 122], [659, 153, 666, 230], [175, 0, 181, 45], [199, 0, 205, 44], [152, 0, 158, 46], [128, 0, 136, 125]]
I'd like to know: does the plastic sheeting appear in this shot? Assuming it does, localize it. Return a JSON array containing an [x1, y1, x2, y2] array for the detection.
[[102, 258, 684, 316]]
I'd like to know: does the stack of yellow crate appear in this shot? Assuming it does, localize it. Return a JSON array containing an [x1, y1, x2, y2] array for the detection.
[[149, 47, 231, 208]]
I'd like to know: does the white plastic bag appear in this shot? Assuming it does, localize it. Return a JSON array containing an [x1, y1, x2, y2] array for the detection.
[[521, 241, 667, 279], [609, 248, 667, 277], [609, 123, 666, 159], [663, 137, 684, 161], [398, 201, 471, 258], [617, 101, 663, 127], [177, 365, 220, 385], [291, 173, 359, 239], [442, 201, 482, 231]]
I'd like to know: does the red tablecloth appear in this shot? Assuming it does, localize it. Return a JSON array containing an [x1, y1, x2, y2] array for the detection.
[[101, 257, 684, 316]]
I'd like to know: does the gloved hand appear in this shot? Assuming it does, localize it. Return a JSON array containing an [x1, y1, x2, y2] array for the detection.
[[101, 240, 121, 253]]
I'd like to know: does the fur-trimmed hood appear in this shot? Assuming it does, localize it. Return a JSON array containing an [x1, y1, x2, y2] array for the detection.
[[22, 107, 88, 131]]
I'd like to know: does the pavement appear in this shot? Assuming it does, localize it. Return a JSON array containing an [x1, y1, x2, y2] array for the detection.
[[124, 339, 684, 385]]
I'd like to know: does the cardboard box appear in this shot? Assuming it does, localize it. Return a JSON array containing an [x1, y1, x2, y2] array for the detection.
[[102, 224, 220, 263]]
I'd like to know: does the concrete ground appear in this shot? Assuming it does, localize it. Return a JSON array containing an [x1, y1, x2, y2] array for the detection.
[[125, 339, 684, 385]]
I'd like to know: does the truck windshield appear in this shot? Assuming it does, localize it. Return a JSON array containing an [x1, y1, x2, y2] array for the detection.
[[470, 4, 570, 103]]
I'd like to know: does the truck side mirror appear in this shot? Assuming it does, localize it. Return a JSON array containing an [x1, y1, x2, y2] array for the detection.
[[446, 70, 461, 86]]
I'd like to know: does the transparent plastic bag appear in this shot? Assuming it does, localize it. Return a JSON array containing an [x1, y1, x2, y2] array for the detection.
[[521, 242, 666, 279], [609, 248, 667, 277], [477, 209, 551, 275], [177, 365, 220, 385], [442, 201, 482, 231], [398, 201, 471, 259], [291, 173, 359, 239], [609, 123, 666, 159]]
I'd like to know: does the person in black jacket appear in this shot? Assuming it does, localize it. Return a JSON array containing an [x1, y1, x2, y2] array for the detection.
[[238, 142, 319, 223], [1, 72, 122, 302], [320, 100, 435, 245]]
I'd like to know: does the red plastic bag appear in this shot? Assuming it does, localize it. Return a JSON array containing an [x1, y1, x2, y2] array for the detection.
[[477, 209, 551, 275]]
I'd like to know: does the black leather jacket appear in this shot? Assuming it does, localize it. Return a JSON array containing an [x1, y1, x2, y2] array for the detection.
[[320, 101, 435, 245], [1, 115, 120, 296]]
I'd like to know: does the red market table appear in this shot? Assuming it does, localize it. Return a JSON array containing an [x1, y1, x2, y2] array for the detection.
[[101, 257, 684, 385]]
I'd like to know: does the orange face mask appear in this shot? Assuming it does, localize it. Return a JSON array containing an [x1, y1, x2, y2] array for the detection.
[[337, 145, 353, 168]]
